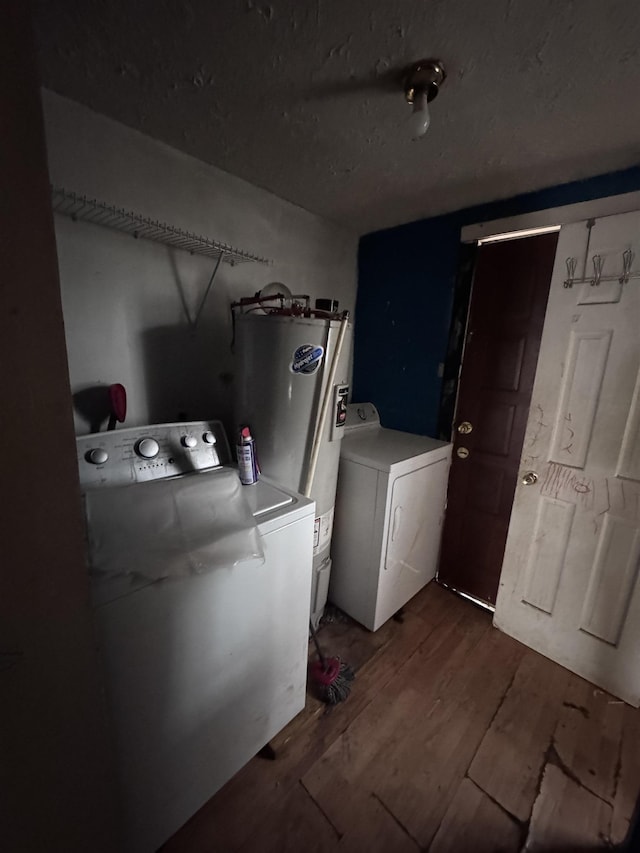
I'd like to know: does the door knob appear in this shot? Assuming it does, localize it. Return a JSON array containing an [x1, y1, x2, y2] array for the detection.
[[457, 421, 473, 435], [522, 471, 539, 485]]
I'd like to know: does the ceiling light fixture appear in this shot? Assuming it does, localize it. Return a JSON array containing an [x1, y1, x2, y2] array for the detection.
[[404, 59, 446, 139]]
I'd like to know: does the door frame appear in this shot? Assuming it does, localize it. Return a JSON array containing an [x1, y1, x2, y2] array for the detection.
[[461, 190, 640, 245], [436, 190, 640, 610]]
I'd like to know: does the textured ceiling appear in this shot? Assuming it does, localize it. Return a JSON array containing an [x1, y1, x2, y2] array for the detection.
[[33, 0, 640, 234]]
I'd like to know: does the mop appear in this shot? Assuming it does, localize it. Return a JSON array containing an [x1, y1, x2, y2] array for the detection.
[[304, 311, 355, 704], [308, 620, 355, 705]]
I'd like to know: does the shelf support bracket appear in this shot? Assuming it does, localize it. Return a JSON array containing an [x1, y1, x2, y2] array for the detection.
[[192, 253, 223, 330]]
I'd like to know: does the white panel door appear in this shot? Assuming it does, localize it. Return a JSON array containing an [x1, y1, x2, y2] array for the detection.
[[494, 211, 640, 706]]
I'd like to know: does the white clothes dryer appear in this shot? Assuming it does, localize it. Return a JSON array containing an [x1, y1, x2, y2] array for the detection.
[[330, 403, 452, 631]]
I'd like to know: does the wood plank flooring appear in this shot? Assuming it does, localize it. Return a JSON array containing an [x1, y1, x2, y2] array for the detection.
[[162, 583, 640, 852]]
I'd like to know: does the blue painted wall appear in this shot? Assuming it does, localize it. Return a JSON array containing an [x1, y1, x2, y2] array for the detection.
[[354, 165, 640, 437]]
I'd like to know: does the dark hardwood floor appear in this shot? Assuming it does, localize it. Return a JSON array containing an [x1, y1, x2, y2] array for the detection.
[[163, 583, 640, 852]]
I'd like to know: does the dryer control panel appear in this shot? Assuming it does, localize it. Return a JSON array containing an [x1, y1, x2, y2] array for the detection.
[[76, 420, 231, 489], [344, 402, 381, 432]]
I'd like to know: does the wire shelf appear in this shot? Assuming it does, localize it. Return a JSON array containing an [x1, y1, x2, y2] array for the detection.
[[50, 186, 270, 266]]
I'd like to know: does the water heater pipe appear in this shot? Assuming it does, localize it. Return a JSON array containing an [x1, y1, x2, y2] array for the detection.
[[303, 311, 350, 498]]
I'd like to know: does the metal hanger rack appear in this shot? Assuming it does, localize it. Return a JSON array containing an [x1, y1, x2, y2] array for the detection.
[[50, 186, 271, 266], [564, 249, 639, 288], [563, 218, 639, 289]]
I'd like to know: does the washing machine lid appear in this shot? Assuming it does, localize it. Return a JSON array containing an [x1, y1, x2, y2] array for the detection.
[[340, 428, 450, 472], [243, 477, 295, 517]]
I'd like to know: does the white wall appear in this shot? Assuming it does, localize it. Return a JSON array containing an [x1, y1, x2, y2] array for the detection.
[[3, 17, 121, 849], [42, 91, 358, 435]]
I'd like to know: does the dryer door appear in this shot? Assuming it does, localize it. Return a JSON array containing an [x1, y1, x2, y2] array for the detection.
[[379, 456, 450, 624]]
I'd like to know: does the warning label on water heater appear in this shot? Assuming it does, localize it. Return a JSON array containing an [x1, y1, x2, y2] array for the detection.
[[291, 343, 324, 375], [313, 507, 334, 556]]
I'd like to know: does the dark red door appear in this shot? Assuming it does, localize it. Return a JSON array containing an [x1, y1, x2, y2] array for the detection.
[[438, 233, 558, 605]]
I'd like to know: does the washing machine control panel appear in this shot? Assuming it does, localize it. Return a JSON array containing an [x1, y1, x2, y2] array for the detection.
[[76, 420, 231, 488]]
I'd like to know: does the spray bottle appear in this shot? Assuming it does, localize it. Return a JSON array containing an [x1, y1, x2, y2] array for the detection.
[[236, 425, 260, 485]]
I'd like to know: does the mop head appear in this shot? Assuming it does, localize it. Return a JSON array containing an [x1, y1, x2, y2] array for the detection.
[[310, 656, 355, 705]]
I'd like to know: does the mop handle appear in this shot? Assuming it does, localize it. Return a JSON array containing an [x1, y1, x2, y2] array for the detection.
[[304, 311, 349, 673], [308, 619, 327, 669]]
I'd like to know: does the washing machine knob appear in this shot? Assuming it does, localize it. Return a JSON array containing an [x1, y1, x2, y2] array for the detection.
[[202, 431, 216, 445], [136, 438, 160, 459], [87, 448, 109, 465], [181, 435, 197, 448]]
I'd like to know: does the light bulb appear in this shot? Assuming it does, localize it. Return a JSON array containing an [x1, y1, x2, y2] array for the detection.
[[408, 90, 430, 138]]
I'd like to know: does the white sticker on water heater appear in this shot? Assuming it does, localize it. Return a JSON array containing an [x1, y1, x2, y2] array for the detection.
[[313, 507, 334, 556], [290, 343, 324, 375]]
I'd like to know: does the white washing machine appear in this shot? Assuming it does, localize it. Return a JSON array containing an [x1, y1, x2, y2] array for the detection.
[[76, 421, 314, 853], [329, 403, 452, 631]]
